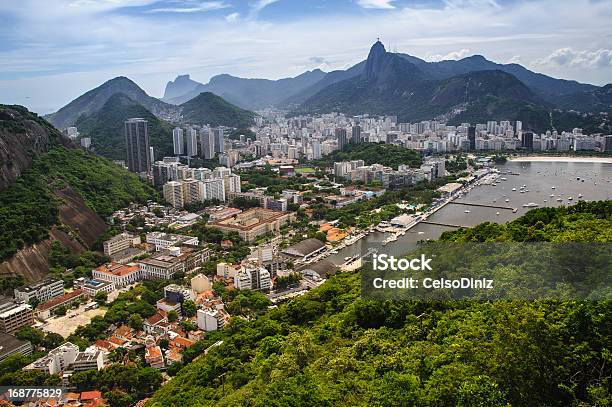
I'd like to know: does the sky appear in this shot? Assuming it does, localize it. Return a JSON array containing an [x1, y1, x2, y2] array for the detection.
[[0, 0, 611, 114]]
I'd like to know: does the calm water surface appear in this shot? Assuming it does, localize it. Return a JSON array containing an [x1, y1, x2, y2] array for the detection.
[[327, 161, 612, 264]]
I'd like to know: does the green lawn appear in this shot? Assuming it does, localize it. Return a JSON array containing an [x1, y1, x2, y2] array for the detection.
[[295, 167, 316, 174]]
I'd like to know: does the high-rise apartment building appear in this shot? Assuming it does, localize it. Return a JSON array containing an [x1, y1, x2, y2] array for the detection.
[[172, 127, 184, 155], [125, 118, 151, 174], [200, 127, 215, 159], [468, 126, 476, 150], [214, 127, 225, 154], [351, 125, 361, 144], [163, 181, 184, 208], [186, 128, 198, 157], [335, 128, 348, 151]]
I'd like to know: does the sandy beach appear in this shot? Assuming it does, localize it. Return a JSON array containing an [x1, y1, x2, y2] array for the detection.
[[509, 156, 612, 164]]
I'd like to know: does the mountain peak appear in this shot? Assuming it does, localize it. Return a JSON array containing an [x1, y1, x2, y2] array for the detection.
[[163, 74, 202, 100], [364, 40, 388, 80]]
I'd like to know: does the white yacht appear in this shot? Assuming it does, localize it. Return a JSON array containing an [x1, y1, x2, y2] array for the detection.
[[523, 203, 539, 208], [512, 188, 516, 191], [578, 193, 583, 199], [505, 198, 510, 202], [464, 210, 471, 214]]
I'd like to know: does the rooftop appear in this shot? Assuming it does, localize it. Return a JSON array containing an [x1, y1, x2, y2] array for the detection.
[[0, 332, 30, 356], [282, 238, 326, 257], [297, 259, 338, 279], [15, 277, 62, 293], [211, 208, 290, 231], [94, 263, 139, 277], [37, 290, 84, 311]]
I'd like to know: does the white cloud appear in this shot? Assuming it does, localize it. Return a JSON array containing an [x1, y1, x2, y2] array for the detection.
[[426, 48, 471, 62], [535, 48, 612, 68], [225, 12, 239, 22], [357, 0, 395, 9], [506, 55, 521, 64], [443, 0, 500, 9], [248, 0, 281, 18], [147, 1, 230, 13], [1, 0, 612, 113]]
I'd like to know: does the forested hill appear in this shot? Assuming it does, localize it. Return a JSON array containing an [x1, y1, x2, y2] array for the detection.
[[319, 142, 422, 170], [147, 201, 611, 407], [0, 105, 157, 264], [0, 105, 68, 191]]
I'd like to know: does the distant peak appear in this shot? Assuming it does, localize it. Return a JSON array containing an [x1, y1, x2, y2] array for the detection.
[[464, 54, 486, 61], [370, 40, 386, 54], [175, 74, 191, 80], [364, 40, 388, 80]]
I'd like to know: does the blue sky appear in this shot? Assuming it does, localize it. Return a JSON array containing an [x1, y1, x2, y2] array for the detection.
[[0, 0, 611, 114]]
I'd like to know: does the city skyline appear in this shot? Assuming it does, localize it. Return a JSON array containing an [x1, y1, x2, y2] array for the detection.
[[0, 0, 611, 114]]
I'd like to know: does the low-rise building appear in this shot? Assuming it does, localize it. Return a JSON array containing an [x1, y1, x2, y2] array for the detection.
[[139, 245, 210, 280], [146, 232, 199, 251], [191, 274, 212, 293], [103, 233, 141, 257], [234, 266, 271, 291], [145, 345, 165, 369], [92, 263, 143, 287], [156, 298, 181, 314], [24, 343, 105, 375], [36, 290, 85, 320], [164, 284, 194, 304], [143, 313, 170, 336], [196, 309, 227, 331], [216, 263, 242, 279], [14, 277, 64, 304], [74, 278, 116, 297], [0, 296, 34, 334], [0, 332, 32, 361], [209, 208, 295, 243], [281, 238, 326, 262]]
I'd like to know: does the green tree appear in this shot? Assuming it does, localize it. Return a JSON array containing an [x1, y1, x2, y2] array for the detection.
[[94, 291, 108, 305], [181, 300, 197, 317], [128, 314, 144, 331], [15, 326, 45, 347], [167, 310, 179, 322], [104, 390, 133, 407]]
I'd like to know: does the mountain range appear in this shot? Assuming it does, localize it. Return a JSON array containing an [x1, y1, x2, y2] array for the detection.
[[161, 41, 610, 132], [46, 40, 611, 146], [46, 77, 256, 131], [162, 70, 327, 108], [45, 77, 256, 159]]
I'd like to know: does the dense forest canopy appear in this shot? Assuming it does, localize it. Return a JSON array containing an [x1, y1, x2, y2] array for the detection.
[[0, 147, 157, 261], [147, 201, 612, 407]]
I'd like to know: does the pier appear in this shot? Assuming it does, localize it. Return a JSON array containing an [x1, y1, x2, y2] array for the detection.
[[449, 201, 516, 211], [421, 221, 469, 228]]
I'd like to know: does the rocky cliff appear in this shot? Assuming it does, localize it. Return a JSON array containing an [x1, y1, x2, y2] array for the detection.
[[0, 105, 61, 191], [0, 186, 107, 281]]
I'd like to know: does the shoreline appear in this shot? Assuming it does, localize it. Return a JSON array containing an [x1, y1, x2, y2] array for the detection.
[[508, 156, 612, 164]]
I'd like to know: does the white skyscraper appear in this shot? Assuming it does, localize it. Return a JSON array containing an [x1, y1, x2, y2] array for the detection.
[[200, 128, 214, 159], [214, 127, 224, 154], [173, 127, 184, 155], [186, 128, 198, 157], [312, 140, 322, 159]]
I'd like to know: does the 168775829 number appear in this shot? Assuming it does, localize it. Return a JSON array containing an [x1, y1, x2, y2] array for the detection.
[[0, 386, 64, 401]]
